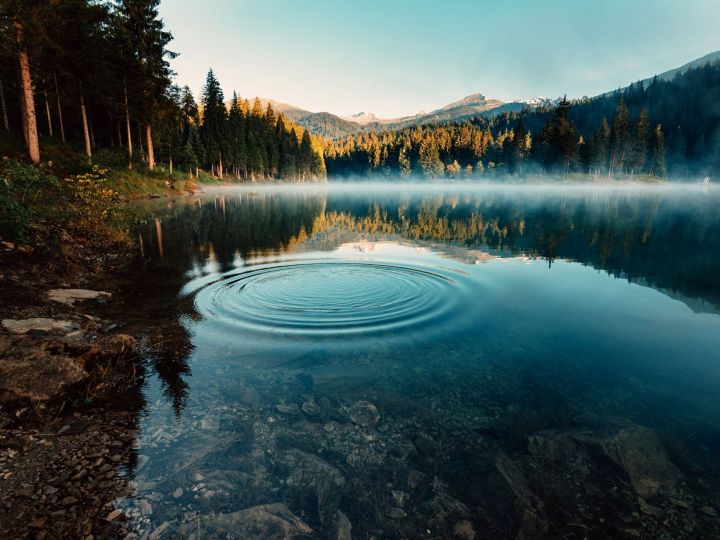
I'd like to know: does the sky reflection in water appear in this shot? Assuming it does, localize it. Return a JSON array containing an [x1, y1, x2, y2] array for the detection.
[[119, 185, 720, 538]]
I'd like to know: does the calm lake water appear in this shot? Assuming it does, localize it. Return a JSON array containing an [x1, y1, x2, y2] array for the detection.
[[117, 184, 720, 539]]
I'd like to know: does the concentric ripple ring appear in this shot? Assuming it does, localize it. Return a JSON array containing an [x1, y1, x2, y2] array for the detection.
[[191, 261, 460, 336]]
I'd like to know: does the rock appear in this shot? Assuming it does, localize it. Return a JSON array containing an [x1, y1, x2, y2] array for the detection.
[[453, 520, 476, 540], [529, 425, 682, 498], [47, 289, 111, 306], [347, 400, 380, 428], [173, 487, 183, 498], [391, 489, 409, 508], [701, 506, 717, 517], [137, 499, 153, 516], [199, 417, 217, 430], [301, 398, 322, 418], [203, 503, 312, 539], [0, 336, 89, 402], [280, 449, 345, 490], [417, 478, 473, 533], [149, 521, 169, 540], [2, 318, 77, 335], [333, 510, 352, 540], [275, 403, 301, 416], [106, 509, 122, 521], [92, 335, 136, 357], [1, 241, 32, 253], [495, 453, 548, 537]]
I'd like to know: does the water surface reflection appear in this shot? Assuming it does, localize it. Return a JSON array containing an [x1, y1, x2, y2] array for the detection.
[[118, 185, 720, 538]]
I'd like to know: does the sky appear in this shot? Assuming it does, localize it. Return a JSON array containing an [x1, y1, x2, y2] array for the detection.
[[159, 0, 720, 118]]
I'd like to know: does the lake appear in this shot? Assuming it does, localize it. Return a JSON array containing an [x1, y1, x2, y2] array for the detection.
[[116, 183, 720, 538]]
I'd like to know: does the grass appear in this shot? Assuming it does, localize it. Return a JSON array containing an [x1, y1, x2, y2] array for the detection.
[[0, 136, 199, 249]]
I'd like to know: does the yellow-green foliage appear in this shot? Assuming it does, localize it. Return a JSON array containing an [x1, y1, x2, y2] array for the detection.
[[63, 166, 121, 236]]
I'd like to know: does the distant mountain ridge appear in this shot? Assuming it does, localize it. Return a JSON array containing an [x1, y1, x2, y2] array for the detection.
[[278, 93, 552, 138], [253, 50, 719, 138]]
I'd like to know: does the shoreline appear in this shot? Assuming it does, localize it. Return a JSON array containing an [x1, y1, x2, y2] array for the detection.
[[0, 170, 199, 536]]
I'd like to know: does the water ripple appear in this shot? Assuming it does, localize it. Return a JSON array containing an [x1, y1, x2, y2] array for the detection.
[[190, 261, 462, 337]]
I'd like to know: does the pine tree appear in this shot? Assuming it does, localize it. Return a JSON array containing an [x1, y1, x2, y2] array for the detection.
[[590, 118, 610, 176], [114, 0, 176, 170], [630, 108, 650, 175], [540, 96, 579, 177], [609, 96, 630, 177], [649, 124, 666, 177], [200, 69, 226, 177]]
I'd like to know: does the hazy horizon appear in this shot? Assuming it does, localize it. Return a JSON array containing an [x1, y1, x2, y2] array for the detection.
[[159, 0, 720, 118]]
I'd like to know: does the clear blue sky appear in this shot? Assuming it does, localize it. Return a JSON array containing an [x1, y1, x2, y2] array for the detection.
[[159, 0, 720, 118]]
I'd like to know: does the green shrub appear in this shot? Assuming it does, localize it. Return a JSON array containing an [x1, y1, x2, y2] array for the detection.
[[0, 160, 62, 242]]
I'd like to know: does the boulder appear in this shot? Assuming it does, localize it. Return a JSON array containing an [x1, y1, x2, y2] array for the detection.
[[347, 400, 380, 428], [0, 333, 137, 404], [280, 449, 346, 489], [528, 425, 682, 497], [47, 288, 111, 306], [333, 510, 352, 540], [0, 336, 88, 402], [203, 503, 312, 539], [2, 318, 77, 335]]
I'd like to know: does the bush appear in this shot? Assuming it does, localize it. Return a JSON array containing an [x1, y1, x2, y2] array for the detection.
[[0, 160, 62, 242]]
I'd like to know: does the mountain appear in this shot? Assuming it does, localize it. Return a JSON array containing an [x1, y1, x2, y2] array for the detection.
[[600, 49, 720, 97], [257, 92, 562, 139], [249, 93, 555, 139], [247, 50, 720, 140], [340, 93, 510, 128], [642, 50, 720, 85]]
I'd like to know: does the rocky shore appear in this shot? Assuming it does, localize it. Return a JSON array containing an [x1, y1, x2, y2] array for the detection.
[[0, 228, 147, 538]]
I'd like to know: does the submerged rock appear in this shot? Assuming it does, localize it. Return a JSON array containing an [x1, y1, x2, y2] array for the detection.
[[202, 503, 312, 539], [47, 288, 111, 306], [528, 425, 682, 497], [348, 400, 380, 428], [333, 510, 352, 540], [280, 449, 346, 489], [453, 519, 476, 540]]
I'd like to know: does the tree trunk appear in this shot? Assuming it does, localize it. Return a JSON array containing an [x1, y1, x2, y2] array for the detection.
[[137, 124, 145, 162], [218, 155, 223, 179], [15, 21, 39, 163], [124, 80, 133, 168], [89, 112, 96, 149], [146, 123, 155, 170], [53, 73, 65, 143], [169, 156, 173, 175], [117, 122, 122, 146], [80, 94, 92, 164], [19, 80, 28, 144], [43, 88, 53, 137], [0, 79, 9, 131]]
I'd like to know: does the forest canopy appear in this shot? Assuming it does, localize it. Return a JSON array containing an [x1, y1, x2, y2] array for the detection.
[[0, 0, 325, 180], [1, 1, 718, 182]]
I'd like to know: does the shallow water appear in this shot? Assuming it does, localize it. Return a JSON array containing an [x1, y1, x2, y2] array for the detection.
[[118, 184, 720, 538]]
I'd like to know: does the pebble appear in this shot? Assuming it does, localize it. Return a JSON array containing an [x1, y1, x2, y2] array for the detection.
[[173, 487, 183, 498], [106, 508, 123, 521]]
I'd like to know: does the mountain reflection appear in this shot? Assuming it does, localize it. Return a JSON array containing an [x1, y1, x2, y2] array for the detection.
[[138, 187, 720, 313]]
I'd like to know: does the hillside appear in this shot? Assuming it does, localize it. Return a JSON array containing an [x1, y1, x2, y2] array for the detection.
[[268, 93, 550, 138], [324, 52, 720, 180]]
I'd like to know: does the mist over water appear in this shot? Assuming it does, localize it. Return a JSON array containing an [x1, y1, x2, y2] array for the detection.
[[117, 182, 720, 538]]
